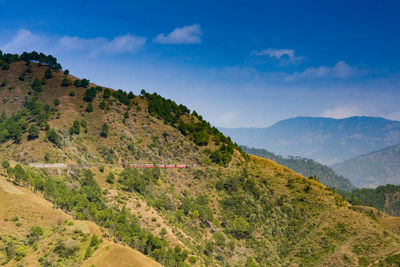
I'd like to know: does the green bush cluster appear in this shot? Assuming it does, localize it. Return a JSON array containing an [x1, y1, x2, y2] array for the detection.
[[141, 89, 246, 165], [118, 167, 160, 194], [0, 50, 62, 70], [0, 110, 28, 143], [69, 120, 80, 135], [74, 78, 90, 88], [112, 89, 134, 106], [83, 86, 101, 102]]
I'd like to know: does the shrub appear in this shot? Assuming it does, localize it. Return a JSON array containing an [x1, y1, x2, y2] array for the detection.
[[69, 90, 76, 97], [63, 69, 69, 75], [69, 120, 80, 135], [28, 125, 39, 140], [84, 87, 97, 102], [86, 103, 93, 113], [100, 123, 108, 138], [44, 69, 53, 79], [31, 77, 42, 92], [99, 101, 106, 109], [53, 98, 60, 106], [2, 160, 10, 169], [106, 172, 115, 184], [46, 129, 62, 147], [61, 78, 72, 87]]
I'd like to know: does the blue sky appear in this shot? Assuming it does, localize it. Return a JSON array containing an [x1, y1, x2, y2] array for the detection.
[[1, 0, 400, 127]]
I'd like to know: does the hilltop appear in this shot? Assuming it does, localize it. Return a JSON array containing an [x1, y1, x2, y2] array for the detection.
[[221, 116, 400, 165], [241, 146, 354, 191], [1, 51, 400, 266], [332, 143, 400, 188]]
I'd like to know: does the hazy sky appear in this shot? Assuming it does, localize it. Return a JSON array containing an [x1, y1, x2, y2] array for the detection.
[[1, 0, 400, 127]]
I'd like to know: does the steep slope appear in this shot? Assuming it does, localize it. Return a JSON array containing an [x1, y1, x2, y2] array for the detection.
[[1, 52, 400, 266], [242, 146, 354, 191], [0, 174, 161, 267], [332, 143, 400, 188], [221, 116, 400, 165]]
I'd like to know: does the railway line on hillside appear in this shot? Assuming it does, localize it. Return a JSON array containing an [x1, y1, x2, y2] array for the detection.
[[28, 163, 196, 169]]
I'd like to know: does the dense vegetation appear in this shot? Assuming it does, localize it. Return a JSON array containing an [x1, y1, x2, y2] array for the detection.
[[3, 164, 190, 267], [141, 90, 247, 165], [0, 50, 62, 70], [339, 184, 400, 216], [242, 146, 354, 191]]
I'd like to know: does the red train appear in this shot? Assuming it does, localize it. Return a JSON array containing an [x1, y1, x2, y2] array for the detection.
[[124, 163, 196, 168]]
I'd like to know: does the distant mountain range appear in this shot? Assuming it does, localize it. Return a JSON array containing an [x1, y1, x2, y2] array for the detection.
[[332, 143, 400, 188], [221, 116, 400, 165], [241, 146, 354, 191]]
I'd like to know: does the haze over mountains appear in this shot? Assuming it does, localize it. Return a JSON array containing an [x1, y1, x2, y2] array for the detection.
[[332, 143, 400, 188], [221, 116, 400, 165]]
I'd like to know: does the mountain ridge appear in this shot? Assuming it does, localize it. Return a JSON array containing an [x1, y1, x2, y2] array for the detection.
[[220, 116, 400, 165], [332, 143, 400, 188]]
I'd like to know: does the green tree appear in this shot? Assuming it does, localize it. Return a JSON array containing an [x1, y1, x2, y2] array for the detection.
[[86, 103, 93, 113], [28, 125, 39, 140], [46, 129, 62, 147], [99, 101, 106, 110], [53, 98, 60, 106], [2, 160, 10, 169], [232, 217, 251, 238], [63, 69, 69, 75], [14, 164, 27, 184], [61, 77, 72, 87], [69, 120, 80, 135], [100, 123, 109, 138], [44, 69, 53, 79], [31, 77, 42, 92], [106, 172, 115, 184]]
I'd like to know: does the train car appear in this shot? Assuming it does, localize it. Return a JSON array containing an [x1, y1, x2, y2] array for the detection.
[[143, 164, 154, 168], [176, 164, 187, 168]]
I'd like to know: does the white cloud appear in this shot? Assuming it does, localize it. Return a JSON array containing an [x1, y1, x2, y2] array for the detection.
[[1, 29, 146, 57], [320, 106, 363, 119], [59, 34, 146, 57], [1, 28, 52, 53], [251, 48, 303, 64], [153, 24, 202, 44], [216, 111, 239, 126], [286, 61, 357, 81]]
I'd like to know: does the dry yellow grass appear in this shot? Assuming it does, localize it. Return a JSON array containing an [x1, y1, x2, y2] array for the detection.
[[0, 175, 163, 266]]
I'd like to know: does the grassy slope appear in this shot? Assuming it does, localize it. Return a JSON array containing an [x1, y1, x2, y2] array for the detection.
[[1, 61, 400, 266], [0, 174, 161, 267], [241, 146, 354, 191]]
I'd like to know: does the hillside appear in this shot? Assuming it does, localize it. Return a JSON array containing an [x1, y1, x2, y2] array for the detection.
[[1, 51, 400, 266], [331, 143, 400, 188], [338, 184, 400, 217], [0, 172, 162, 267], [221, 116, 400, 165], [241, 146, 354, 191]]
